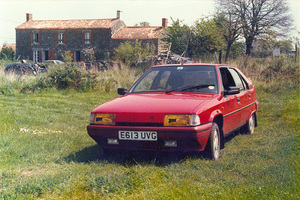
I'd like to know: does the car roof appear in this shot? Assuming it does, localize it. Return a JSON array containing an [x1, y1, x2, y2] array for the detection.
[[151, 63, 233, 68]]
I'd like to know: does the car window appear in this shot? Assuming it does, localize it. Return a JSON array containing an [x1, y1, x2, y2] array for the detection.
[[130, 66, 218, 94], [158, 71, 171, 89], [228, 68, 249, 91], [134, 70, 159, 92], [220, 67, 249, 92], [229, 68, 245, 91], [220, 68, 235, 90]]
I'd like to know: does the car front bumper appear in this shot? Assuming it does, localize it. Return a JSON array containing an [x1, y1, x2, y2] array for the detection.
[[87, 123, 212, 152]]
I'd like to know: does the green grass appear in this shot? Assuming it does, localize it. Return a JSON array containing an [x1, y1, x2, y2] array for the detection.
[[0, 59, 299, 199], [0, 82, 299, 199]]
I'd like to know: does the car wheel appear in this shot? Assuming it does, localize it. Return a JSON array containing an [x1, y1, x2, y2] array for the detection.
[[245, 113, 255, 135], [207, 122, 220, 160]]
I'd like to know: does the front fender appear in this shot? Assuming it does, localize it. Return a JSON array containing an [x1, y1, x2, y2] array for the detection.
[[208, 109, 223, 122]]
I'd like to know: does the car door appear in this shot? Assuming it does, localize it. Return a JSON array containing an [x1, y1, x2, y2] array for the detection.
[[219, 67, 241, 134], [228, 68, 253, 127]]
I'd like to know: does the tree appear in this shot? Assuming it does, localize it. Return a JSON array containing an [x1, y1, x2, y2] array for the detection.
[[214, 11, 242, 63], [275, 39, 293, 54], [216, 0, 293, 55], [190, 17, 226, 61], [162, 18, 191, 56], [113, 39, 155, 65], [134, 21, 150, 26]]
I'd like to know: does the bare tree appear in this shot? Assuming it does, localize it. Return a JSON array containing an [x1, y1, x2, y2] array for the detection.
[[216, 0, 293, 55], [214, 11, 242, 63]]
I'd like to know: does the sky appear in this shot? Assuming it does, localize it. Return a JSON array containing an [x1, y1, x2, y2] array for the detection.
[[0, 0, 299, 46]]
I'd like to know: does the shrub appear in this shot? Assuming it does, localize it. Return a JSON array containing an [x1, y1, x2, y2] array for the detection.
[[81, 48, 96, 62], [0, 45, 15, 60], [113, 39, 155, 65], [62, 50, 73, 63], [45, 64, 100, 91]]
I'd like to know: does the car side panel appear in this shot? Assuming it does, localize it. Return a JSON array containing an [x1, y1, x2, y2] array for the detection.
[[221, 94, 241, 134]]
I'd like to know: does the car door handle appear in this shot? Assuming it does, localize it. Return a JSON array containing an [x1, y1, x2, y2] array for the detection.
[[237, 98, 240, 102], [249, 94, 251, 98]]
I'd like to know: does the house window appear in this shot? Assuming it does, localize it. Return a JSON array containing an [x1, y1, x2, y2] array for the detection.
[[33, 33, 39, 44], [58, 33, 64, 44], [84, 32, 90, 44], [33, 51, 39, 63]]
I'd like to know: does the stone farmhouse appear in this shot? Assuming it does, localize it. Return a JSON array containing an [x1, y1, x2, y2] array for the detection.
[[15, 11, 168, 63]]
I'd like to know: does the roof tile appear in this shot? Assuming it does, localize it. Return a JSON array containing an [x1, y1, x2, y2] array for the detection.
[[112, 26, 165, 40], [16, 18, 120, 30]]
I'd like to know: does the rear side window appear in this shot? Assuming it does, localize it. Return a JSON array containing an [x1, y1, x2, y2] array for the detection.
[[220, 67, 249, 91], [228, 68, 249, 91]]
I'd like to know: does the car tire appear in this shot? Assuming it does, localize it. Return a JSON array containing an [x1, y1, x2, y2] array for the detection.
[[206, 122, 220, 160], [244, 113, 255, 135]]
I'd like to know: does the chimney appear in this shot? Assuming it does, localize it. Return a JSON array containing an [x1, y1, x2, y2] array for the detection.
[[26, 13, 32, 21], [117, 10, 123, 20], [162, 18, 168, 27]]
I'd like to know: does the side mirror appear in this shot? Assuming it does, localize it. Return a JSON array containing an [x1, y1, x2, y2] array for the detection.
[[223, 86, 240, 96], [118, 87, 127, 95]]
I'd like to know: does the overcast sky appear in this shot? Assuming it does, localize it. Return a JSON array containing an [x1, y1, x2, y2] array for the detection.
[[0, 0, 299, 46]]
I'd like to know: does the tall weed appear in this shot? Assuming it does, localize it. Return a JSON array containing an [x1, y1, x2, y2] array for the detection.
[[231, 56, 299, 84], [0, 56, 298, 95]]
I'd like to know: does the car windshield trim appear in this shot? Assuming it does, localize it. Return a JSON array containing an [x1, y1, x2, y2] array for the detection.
[[165, 84, 215, 94]]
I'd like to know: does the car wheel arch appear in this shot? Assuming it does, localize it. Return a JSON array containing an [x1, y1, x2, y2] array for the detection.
[[247, 111, 257, 127], [213, 115, 225, 149], [205, 113, 224, 150]]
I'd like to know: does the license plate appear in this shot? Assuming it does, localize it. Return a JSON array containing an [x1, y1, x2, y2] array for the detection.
[[118, 131, 157, 141]]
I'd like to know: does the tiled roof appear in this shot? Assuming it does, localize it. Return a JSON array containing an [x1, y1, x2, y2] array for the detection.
[[16, 18, 120, 30], [0, 43, 16, 51], [112, 26, 165, 40]]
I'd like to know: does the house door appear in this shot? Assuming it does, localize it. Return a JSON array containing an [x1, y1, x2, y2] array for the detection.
[[74, 51, 81, 62], [44, 51, 49, 61]]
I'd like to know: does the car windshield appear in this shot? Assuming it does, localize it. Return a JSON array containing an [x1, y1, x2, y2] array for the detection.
[[129, 65, 218, 94]]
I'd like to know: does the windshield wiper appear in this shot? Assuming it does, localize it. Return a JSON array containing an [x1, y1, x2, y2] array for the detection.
[[166, 84, 215, 94]]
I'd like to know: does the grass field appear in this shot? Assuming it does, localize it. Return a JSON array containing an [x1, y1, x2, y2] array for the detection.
[[0, 62, 299, 199]]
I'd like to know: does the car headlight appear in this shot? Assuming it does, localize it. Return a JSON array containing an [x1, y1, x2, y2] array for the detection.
[[164, 114, 200, 126], [90, 113, 115, 125]]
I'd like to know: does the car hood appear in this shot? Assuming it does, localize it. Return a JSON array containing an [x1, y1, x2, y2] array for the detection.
[[92, 92, 217, 123]]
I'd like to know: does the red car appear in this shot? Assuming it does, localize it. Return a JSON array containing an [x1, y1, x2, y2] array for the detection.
[[87, 64, 259, 160]]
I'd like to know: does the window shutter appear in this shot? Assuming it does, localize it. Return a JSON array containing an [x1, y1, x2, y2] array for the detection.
[[64, 33, 67, 44], [38, 33, 41, 44], [55, 33, 58, 44], [39, 51, 42, 62], [30, 33, 33, 44], [90, 32, 93, 44], [49, 50, 55, 60], [30, 50, 33, 60], [82, 33, 84, 44]]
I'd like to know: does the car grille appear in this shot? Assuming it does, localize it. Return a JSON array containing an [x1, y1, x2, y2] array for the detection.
[[115, 122, 164, 127]]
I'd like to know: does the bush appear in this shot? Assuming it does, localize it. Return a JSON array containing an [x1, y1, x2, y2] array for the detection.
[[46, 64, 102, 91], [62, 50, 73, 63], [47, 64, 82, 90], [113, 39, 155, 65], [0, 45, 15, 60]]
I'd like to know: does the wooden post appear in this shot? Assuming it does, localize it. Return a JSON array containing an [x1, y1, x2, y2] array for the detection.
[[295, 43, 298, 63]]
